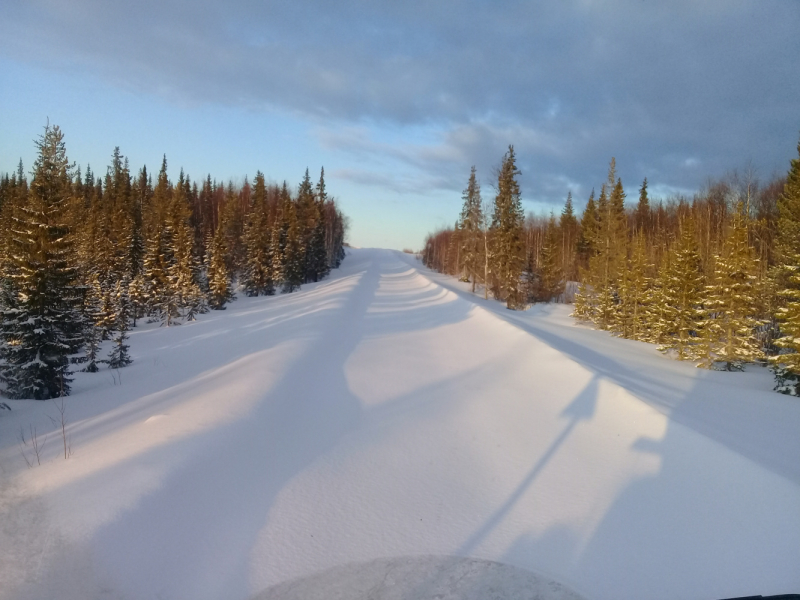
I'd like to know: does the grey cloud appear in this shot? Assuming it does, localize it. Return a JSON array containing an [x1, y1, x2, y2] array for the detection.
[[3, 0, 798, 207]]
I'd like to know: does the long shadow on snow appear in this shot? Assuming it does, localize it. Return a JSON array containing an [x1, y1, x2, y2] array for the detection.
[[80, 256, 382, 599], [46, 298, 349, 462], [372, 377, 601, 600], [455, 376, 600, 559], [41, 253, 464, 467], [574, 412, 800, 599], [23, 273, 368, 462], [507, 317, 800, 485], [50, 249, 477, 600], [363, 254, 800, 598], [499, 397, 800, 600], [408, 252, 800, 485]]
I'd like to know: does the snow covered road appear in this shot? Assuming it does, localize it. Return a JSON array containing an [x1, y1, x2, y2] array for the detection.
[[1, 248, 799, 600]]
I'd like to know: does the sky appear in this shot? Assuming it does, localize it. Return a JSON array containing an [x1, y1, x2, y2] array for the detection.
[[1, 1, 798, 250]]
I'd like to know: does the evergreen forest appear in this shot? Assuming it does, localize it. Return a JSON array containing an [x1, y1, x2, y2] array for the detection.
[[0, 124, 348, 400], [423, 141, 800, 393]]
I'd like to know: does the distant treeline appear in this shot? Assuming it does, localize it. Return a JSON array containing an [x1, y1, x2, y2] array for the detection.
[[0, 124, 348, 399], [422, 140, 800, 394]]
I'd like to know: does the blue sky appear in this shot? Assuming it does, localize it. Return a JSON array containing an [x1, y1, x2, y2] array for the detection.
[[1, 1, 798, 250]]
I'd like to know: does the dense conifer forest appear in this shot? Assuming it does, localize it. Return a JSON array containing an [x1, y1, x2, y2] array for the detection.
[[423, 140, 800, 393], [0, 124, 347, 399]]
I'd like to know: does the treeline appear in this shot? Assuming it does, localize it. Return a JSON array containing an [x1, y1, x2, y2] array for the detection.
[[423, 149, 531, 309], [422, 140, 800, 393], [423, 148, 579, 307], [0, 124, 348, 400]]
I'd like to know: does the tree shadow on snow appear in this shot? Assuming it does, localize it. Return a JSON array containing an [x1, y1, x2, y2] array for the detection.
[[497, 408, 800, 600], [504, 319, 800, 486], [456, 376, 600, 559], [14, 249, 478, 600], [412, 258, 800, 486]]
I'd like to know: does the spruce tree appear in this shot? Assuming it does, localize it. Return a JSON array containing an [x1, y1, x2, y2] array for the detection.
[[282, 195, 305, 293], [96, 280, 118, 340], [220, 181, 245, 279], [659, 218, 705, 360], [207, 224, 233, 309], [458, 166, 484, 292], [331, 206, 347, 268], [587, 186, 614, 328], [296, 168, 315, 283], [270, 212, 285, 289], [104, 148, 135, 279], [272, 182, 291, 287], [0, 124, 85, 399], [309, 167, 331, 281], [574, 191, 599, 321], [559, 192, 578, 281], [80, 273, 108, 372], [130, 166, 151, 278], [771, 137, 800, 392], [128, 274, 147, 327], [198, 175, 216, 251], [606, 157, 618, 194], [0, 161, 27, 278], [242, 171, 274, 296], [490, 146, 525, 309], [701, 204, 761, 370], [168, 170, 206, 321], [142, 156, 171, 321], [572, 281, 595, 321], [537, 213, 564, 302], [609, 178, 628, 260], [635, 178, 650, 237], [107, 328, 132, 369], [309, 206, 328, 282], [614, 231, 651, 339], [106, 277, 133, 368], [74, 164, 102, 311], [645, 251, 672, 344], [600, 176, 629, 328], [576, 190, 598, 265]]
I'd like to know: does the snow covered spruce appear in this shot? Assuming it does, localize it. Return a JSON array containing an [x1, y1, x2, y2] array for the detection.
[[424, 139, 800, 391], [0, 124, 347, 400]]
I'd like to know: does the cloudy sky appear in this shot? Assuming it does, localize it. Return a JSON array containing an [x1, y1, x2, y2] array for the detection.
[[1, 1, 798, 249]]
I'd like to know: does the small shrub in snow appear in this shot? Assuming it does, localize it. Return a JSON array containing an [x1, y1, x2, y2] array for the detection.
[[771, 363, 800, 396]]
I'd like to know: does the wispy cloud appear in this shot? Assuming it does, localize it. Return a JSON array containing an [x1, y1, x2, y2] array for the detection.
[[329, 168, 451, 196]]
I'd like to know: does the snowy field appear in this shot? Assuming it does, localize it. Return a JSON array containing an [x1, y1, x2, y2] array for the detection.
[[1, 247, 798, 600]]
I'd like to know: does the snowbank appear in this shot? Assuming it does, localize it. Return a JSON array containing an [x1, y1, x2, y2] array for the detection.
[[1, 248, 798, 600]]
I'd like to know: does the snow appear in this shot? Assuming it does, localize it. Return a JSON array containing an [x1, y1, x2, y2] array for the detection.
[[1, 247, 799, 600]]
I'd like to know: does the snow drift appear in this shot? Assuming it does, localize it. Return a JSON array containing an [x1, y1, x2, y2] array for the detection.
[[0, 248, 798, 600]]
